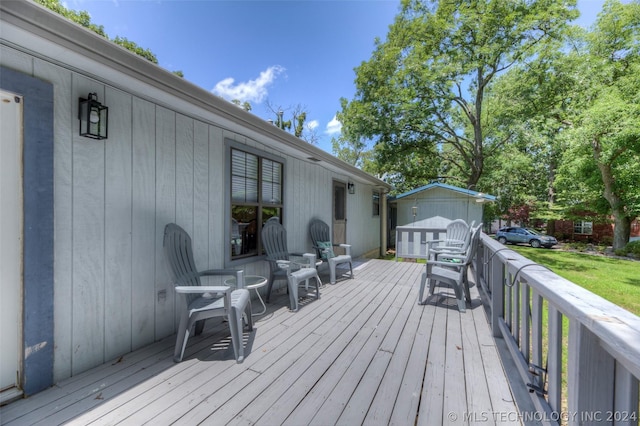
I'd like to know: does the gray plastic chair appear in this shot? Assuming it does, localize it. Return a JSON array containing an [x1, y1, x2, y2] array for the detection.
[[309, 218, 353, 284], [163, 223, 253, 363], [261, 218, 304, 302], [418, 222, 482, 312], [277, 253, 321, 311]]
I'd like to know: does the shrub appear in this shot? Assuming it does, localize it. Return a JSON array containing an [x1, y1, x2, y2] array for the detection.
[[614, 241, 640, 257], [599, 236, 613, 246], [626, 240, 640, 257], [596, 245, 608, 253], [566, 242, 588, 252]]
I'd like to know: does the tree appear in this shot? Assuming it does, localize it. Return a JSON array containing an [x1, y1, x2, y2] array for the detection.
[[36, 0, 107, 37], [555, 0, 640, 249], [479, 40, 581, 226], [329, 115, 379, 177], [36, 0, 187, 76], [339, 0, 578, 191], [231, 99, 252, 112], [264, 101, 319, 144], [112, 36, 158, 64]]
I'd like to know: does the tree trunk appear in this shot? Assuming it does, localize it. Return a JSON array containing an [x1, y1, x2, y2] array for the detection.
[[593, 138, 630, 249], [612, 215, 631, 250]]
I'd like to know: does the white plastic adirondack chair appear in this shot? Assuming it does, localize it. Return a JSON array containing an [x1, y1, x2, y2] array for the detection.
[[309, 218, 353, 284], [163, 223, 253, 363], [427, 219, 471, 259], [418, 222, 482, 312]]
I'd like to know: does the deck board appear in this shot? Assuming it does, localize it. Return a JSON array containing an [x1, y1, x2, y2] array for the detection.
[[1, 259, 520, 426]]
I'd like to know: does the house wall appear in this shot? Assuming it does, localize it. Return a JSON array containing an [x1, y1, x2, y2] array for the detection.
[[0, 41, 382, 385], [552, 219, 640, 244], [395, 187, 483, 228]]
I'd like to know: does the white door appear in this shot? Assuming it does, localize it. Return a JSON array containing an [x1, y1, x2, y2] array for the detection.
[[0, 90, 23, 395]]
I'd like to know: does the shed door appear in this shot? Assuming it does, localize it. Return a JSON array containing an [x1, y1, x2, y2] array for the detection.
[[332, 181, 347, 255], [0, 90, 23, 396]]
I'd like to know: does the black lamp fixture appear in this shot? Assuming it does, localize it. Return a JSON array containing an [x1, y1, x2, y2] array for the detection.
[[79, 92, 108, 140], [347, 181, 355, 194]]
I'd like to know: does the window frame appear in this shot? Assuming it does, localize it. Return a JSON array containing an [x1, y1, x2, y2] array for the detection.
[[574, 220, 593, 235], [372, 190, 380, 217], [225, 140, 285, 266]]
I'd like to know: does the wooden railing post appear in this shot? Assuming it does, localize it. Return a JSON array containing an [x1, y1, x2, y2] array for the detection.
[[547, 305, 563, 414], [614, 363, 639, 425], [490, 253, 504, 338], [568, 321, 615, 425]]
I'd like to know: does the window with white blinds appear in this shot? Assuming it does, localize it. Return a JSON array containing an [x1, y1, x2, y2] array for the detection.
[[230, 148, 283, 259], [232, 150, 259, 203]]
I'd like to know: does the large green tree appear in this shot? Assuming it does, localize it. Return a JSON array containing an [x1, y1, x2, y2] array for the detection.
[[339, 0, 578, 191], [479, 34, 581, 225], [556, 0, 640, 248]]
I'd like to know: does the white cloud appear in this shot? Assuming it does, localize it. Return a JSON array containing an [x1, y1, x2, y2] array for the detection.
[[212, 65, 285, 104], [325, 116, 342, 135], [307, 120, 319, 131]]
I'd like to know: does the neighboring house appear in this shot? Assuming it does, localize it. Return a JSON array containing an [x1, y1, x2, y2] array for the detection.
[[388, 183, 495, 246], [0, 1, 391, 400], [551, 216, 640, 244]]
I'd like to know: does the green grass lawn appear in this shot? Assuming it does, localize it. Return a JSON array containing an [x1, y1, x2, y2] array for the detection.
[[507, 245, 640, 316]]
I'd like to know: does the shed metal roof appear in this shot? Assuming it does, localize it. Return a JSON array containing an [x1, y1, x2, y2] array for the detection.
[[391, 182, 496, 201]]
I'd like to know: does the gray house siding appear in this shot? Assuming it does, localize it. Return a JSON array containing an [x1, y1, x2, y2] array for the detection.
[[0, 1, 390, 394]]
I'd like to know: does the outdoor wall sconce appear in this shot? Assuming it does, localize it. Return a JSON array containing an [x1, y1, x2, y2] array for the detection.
[[347, 181, 355, 194], [79, 92, 108, 139]]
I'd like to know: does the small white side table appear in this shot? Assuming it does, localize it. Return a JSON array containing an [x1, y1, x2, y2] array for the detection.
[[225, 275, 268, 316]]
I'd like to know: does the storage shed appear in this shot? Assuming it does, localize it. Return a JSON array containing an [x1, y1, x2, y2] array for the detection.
[[388, 183, 495, 246]]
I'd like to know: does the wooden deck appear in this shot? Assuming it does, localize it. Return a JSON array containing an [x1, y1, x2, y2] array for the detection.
[[1, 259, 520, 425]]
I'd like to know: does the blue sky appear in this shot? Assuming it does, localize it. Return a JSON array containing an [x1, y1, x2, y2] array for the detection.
[[69, 0, 611, 154]]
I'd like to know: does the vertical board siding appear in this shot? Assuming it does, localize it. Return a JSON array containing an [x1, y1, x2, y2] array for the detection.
[[174, 114, 194, 326], [71, 77, 106, 374], [2, 48, 385, 383], [0, 45, 33, 74], [131, 98, 157, 350], [104, 87, 133, 360], [175, 114, 194, 233], [154, 106, 177, 339], [208, 126, 225, 269], [193, 121, 209, 273]]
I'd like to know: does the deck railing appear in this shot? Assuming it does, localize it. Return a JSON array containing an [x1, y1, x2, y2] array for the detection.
[[395, 226, 446, 260], [476, 234, 640, 425]]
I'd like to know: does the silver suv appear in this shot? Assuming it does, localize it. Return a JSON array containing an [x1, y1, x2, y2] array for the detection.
[[495, 227, 557, 248]]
